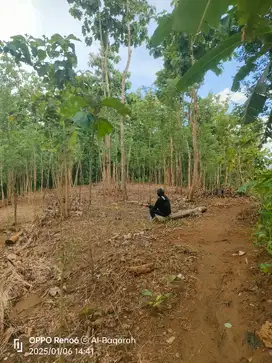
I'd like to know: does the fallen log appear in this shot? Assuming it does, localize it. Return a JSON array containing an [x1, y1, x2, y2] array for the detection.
[[128, 263, 154, 276], [155, 206, 207, 221], [127, 200, 148, 207]]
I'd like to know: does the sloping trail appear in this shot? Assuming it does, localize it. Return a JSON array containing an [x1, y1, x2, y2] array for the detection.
[[162, 200, 269, 363]]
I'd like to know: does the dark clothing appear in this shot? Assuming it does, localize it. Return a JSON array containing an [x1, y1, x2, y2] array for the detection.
[[149, 195, 171, 219]]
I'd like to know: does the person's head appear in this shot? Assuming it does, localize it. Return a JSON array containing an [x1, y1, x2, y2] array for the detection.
[[157, 188, 165, 197]]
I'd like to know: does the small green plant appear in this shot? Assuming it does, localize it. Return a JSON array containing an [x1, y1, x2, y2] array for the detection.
[[259, 263, 272, 274], [239, 171, 272, 256], [141, 289, 171, 308]]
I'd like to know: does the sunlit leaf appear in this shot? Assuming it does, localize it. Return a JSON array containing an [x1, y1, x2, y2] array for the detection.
[[141, 289, 153, 296], [173, 0, 232, 35], [102, 97, 131, 117], [231, 46, 269, 92], [150, 14, 173, 47], [69, 130, 78, 148], [176, 34, 241, 91], [243, 61, 272, 124], [95, 117, 113, 138], [72, 111, 90, 128], [67, 34, 81, 42], [50, 33, 66, 46], [259, 263, 272, 273]]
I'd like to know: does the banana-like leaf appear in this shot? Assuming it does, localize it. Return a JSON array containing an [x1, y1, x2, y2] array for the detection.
[[176, 34, 242, 91], [232, 46, 269, 92], [243, 61, 272, 124], [150, 0, 233, 46], [150, 14, 174, 47], [237, 0, 272, 40], [173, 0, 232, 34], [102, 97, 131, 117]]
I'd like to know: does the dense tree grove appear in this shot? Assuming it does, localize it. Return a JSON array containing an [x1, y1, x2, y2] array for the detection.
[[0, 0, 271, 214], [0, 53, 267, 205]]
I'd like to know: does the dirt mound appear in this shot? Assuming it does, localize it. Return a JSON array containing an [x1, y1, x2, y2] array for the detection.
[[236, 203, 260, 224]]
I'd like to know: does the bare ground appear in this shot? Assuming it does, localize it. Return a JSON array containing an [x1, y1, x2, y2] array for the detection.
[[0, 184, 271, 363]]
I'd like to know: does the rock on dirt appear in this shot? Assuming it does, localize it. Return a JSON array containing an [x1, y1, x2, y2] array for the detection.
[[258, 321, 272, 348], [48, 287, 61, 297], [166, 336, 176, 344], [6, 253, 17, 261]]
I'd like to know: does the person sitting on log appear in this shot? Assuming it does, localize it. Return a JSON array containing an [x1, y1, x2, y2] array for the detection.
[[148, 188, 171, 220]]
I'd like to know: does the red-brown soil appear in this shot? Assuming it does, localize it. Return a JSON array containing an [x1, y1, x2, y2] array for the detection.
[[0, 184, 271, 363]]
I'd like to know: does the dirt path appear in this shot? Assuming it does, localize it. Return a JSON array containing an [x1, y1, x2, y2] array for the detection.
[[1, 190, 271, 363], [161, 201, 270, 363]]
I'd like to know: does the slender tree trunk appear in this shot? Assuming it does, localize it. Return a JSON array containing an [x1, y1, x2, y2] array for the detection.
[[73, 161, 80, 187], [33, 149, 37, 193], [13, 173, 17, 228], [188, 87, 199, 200], [238, 149, 244, 185], [64, 157, 69, 218], [88, 157, 92, 208], [7, 170, 13, 205], [180, 155, 183, 187], [120, 4, 132, 200], [1, 165, 4, 206], [163, 157, 166, 189], [216, 165, 220, 188], [187, 36, 200, 201], [126, 137, 133, 180], [79, 161, 84, 202], [40, 153, 44, 192], [170, 136, 174, 186], [98, 12, 112, 190], [188, 146, 191, 190], [225, 166, 229, 186]]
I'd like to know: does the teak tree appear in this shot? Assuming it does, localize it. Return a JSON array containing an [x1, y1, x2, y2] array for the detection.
[[68, 0, 155, 199]]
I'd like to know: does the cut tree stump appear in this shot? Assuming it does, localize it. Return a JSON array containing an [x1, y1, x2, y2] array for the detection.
[[155, 206, 207, 221]]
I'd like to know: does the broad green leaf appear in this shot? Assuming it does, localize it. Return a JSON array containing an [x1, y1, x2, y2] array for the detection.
[[95, 117, 113, 138], [236, 181, 255, 193], [36, 64, 50, 77], [5, 39, 32, 65], [176, 34, 242, 91], [71, 111, 91, 128], [67, 34, 81, 42], [69, 130, 78, 148], [150, 14, 174, 47], [173, 0, 233, 35], [10, 35, 26, 42], [60, 95, 89, 119], [243, 61, 271, 124], [237, 0, 272, 40], [231, 46, 269, 92], [102, 97, 131, 117], [141, 289, 153, 296], [259, 263, 272, 273], [37, 49, 47, 61], [50, 33, 66, 46]]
